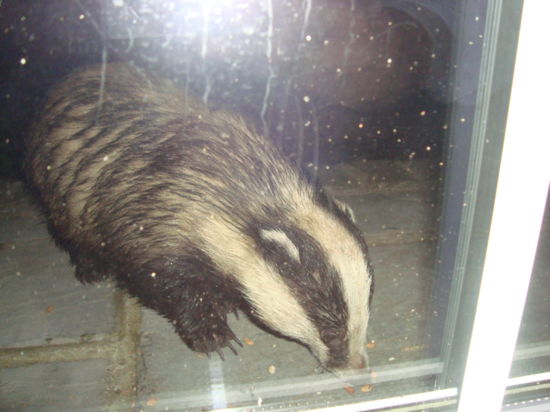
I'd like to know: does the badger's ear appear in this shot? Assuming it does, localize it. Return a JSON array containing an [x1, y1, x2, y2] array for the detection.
[[259, 228, 301, 263], [333, 198, 356, 223]]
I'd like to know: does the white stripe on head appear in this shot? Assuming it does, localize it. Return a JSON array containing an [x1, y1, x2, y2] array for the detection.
[[296, 202, 371, 367], [259, 228, 301, 262]]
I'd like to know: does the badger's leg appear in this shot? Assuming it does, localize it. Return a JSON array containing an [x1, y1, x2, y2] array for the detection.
[[118, 256, 242, 356], [71, 253, 110, 283], [171, 279, 242, 355]]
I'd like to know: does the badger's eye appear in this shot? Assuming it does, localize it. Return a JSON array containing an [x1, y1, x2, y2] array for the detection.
[[321, 328, 346, 346]]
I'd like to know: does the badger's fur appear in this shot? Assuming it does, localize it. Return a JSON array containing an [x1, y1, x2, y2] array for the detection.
[[24, 63, 373, 370]]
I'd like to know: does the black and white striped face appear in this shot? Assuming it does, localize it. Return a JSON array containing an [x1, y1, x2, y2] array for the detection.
[[257, 202, 372, 371], [201, 198, 373, 371]]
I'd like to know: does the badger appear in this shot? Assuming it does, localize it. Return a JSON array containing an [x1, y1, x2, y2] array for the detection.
[[24, 63, 373, 371]]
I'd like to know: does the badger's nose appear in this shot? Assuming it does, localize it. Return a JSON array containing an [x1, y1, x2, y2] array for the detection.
[[348, 352, 367, 370], [328, 353, 367, 371]]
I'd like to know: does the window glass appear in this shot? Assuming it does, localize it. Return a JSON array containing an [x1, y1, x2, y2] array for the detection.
[[0, 0, 519, 410]]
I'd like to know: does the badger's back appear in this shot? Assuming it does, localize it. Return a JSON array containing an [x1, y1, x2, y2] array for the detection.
[[25, 64, 301, 257], [25, 63, 373, 370]]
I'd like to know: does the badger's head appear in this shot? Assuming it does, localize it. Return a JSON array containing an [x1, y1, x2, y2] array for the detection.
[[201, 197, 373, 371]]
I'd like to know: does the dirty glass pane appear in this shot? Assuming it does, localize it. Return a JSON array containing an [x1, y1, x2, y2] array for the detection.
[[0, 0, 507, 410]]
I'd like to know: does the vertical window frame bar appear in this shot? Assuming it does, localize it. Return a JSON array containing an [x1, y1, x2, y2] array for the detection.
[[457, 0, 550, 410]]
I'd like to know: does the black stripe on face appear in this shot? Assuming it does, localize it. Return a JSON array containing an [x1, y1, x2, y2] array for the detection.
[[250, 221, 350, 364]]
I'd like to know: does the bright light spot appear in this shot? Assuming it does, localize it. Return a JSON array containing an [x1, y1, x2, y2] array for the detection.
[[305, 34, 312, 42], [20, 57, 27, 65], [425, 146, 432, 151], [103, 155, 109, 161], [303, 95, 310, 103], [336, 67, 342, 73], [387, 58, 392, 64], [460, 118, 466, 123], [376, 129, 381, 135], [419, 110, 427, 116], [79, 14, 85, 20], [112, 0, 124, 7], [242, 26, 254, 36], [323, 39, 329, 45], [358, 123, 364, 129], [151, 272, 156, 278], [304, 120, 311, 127]]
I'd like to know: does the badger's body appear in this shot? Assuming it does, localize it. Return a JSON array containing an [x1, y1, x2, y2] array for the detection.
[[24, 63, 373, 370]]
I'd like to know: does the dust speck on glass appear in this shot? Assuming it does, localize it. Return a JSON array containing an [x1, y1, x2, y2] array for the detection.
[[0, 0, 545, 411]]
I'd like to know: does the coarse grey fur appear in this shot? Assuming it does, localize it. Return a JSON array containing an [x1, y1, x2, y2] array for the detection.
[[24, 63, 374, 370]]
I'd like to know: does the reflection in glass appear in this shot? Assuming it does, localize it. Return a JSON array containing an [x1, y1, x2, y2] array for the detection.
[[0, 0, 511, 410]]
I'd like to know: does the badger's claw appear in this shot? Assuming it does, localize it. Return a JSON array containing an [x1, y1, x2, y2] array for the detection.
[[227, 341, 238, 356], [227, 328, 243, 348], [173, 293, 242, 357], [177, 317, 240, 358]]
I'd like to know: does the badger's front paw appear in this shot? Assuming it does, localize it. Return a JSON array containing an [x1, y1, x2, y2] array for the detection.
[[175, 315, 242, 359], [73, 255, 109, 283]]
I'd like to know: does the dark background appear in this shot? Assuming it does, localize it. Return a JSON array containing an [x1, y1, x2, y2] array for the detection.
[[0, 0, 456, 178]]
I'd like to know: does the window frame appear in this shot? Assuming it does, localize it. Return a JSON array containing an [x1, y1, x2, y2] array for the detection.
[[310, 0, 550, 410]]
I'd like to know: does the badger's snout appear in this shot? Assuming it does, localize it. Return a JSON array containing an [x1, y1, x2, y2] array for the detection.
[[327, 352, 367, 371], [347, 352, 368, 370]]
